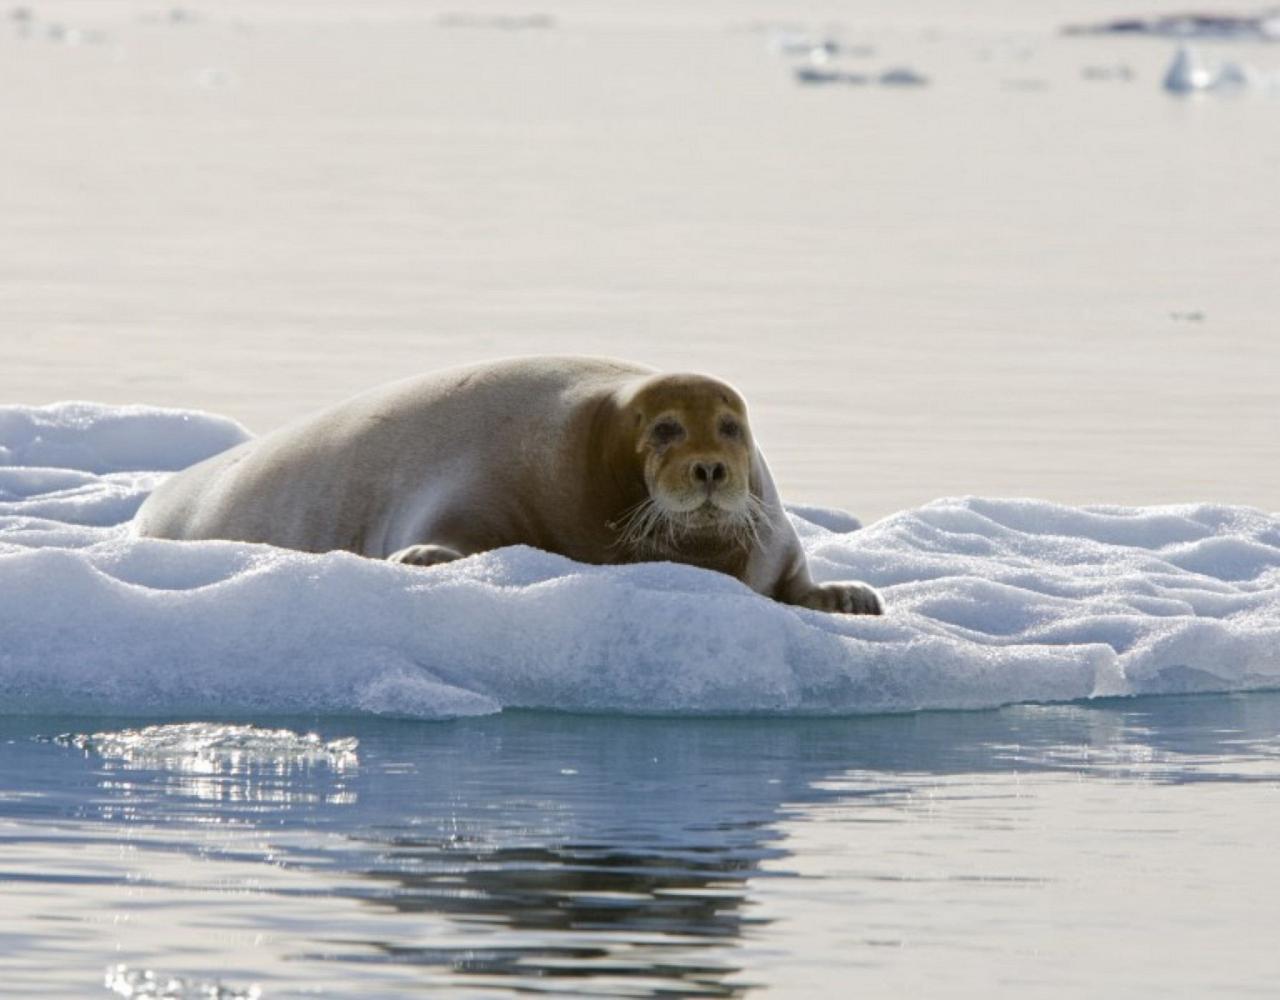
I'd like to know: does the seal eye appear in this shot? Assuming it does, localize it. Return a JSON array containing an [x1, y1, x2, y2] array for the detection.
[[719, 417, 742, 440], [650, 419, 685, 447]]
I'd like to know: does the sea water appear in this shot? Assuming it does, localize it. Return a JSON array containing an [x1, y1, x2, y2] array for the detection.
[[3, 701, 1280, 998]]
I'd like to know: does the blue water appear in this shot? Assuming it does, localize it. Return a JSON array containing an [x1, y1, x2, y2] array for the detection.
[[4, 694, 1280, 997]]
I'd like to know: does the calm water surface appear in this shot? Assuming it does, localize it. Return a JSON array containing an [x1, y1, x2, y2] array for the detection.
[[3, 695, 1280, 997], [2, 0, 1278, 520]]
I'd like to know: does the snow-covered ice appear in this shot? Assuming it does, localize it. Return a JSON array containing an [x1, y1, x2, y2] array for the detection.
[[2, 403, 1278, 720], [0, 402, 248, 477]]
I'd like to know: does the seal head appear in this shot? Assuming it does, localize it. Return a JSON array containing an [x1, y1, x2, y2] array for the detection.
[[607, 374, 762, 565]]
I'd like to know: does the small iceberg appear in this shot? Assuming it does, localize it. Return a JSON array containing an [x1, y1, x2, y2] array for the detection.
[[770, 32, 842, 59], [1164, 45, 1218, 92], [794, 66, 868, 86], [1082, 64, 1135, 82], [879, 67, 929, 87], [792, 63, 928, 88], [1163, 44, 1279, 93], [57, 722, 358, 770]]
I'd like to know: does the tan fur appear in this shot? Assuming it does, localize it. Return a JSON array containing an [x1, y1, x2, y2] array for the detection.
[[133, 356, 883, 614]]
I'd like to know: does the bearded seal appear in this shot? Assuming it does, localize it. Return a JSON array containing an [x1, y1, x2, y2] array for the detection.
[[133, 357, 883, 615]]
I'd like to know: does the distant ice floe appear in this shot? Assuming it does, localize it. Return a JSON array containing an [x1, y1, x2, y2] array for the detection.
[[878, 67, 929, 87], [2, 403, 1279, 720], [435, 12, 555, 31], [767, 27, 924, 89], [791, 61, 929, 88], [1163, 44, 1280, 93], [792, 65, 930, 88], [8, 6, 107, 45], [1082, 64, 1135, 82], [1064, 10, 1280, 42], [794, 66, 866, 85], [769, 34, 874, 61]]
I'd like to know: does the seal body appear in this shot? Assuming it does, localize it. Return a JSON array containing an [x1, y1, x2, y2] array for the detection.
[[134, 357, 882, 614]]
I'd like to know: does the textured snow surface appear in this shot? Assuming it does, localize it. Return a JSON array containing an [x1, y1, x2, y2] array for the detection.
[[3, 404, 1279, 719]]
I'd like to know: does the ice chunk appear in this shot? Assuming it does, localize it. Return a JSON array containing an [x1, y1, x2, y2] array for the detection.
[[879, 67, 930, 87], [0, 401, 248, 474], [1164, 45, 1217, 92], [57, 722, 358, 770], [1, 404, 1278, 720], [1162, 45, 1280, 93]]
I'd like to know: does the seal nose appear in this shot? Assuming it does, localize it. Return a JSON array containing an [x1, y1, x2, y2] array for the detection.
[[691, 460, 727, 488]]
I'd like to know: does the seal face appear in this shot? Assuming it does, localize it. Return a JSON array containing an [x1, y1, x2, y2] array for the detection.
[[610, 374, 761, 564], [133, 357, 883, 615]]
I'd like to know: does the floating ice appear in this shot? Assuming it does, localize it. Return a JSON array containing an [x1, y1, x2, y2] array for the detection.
[[1165, 45, 1220, 92], [1065, 11, 1280, 42], [1082, 65, 1135, 82], [879, 67, 930, 87], [769, 33, 842, 59], [791, 64, 927, 88], [794, 66, 869, 86], [435, 12, 555, 31], [2, 404, 1279, 720], [1163, 44, 1280, 93], [56, 722, 358, 771]]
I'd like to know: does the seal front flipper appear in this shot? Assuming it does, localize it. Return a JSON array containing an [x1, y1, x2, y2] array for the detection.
[[774, 557, 884, 616], [791, 580, 884, 616], [388, 544, 464, 567]]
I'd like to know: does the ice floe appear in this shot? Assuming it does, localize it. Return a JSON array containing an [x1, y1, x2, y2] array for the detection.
[[1163, 44, 1280, 93], [1064, 10, 1280, 42], [2, 403, 1278, 720], [55, 722, 358, 771], [767, 27, 925, 90]]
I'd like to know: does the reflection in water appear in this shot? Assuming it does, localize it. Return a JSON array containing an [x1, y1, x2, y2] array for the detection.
[[336, 838, 764, 994], [2, 695, 1280, 997]]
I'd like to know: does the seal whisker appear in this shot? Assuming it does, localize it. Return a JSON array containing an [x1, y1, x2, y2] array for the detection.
[[613, 496, 671, 552]]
